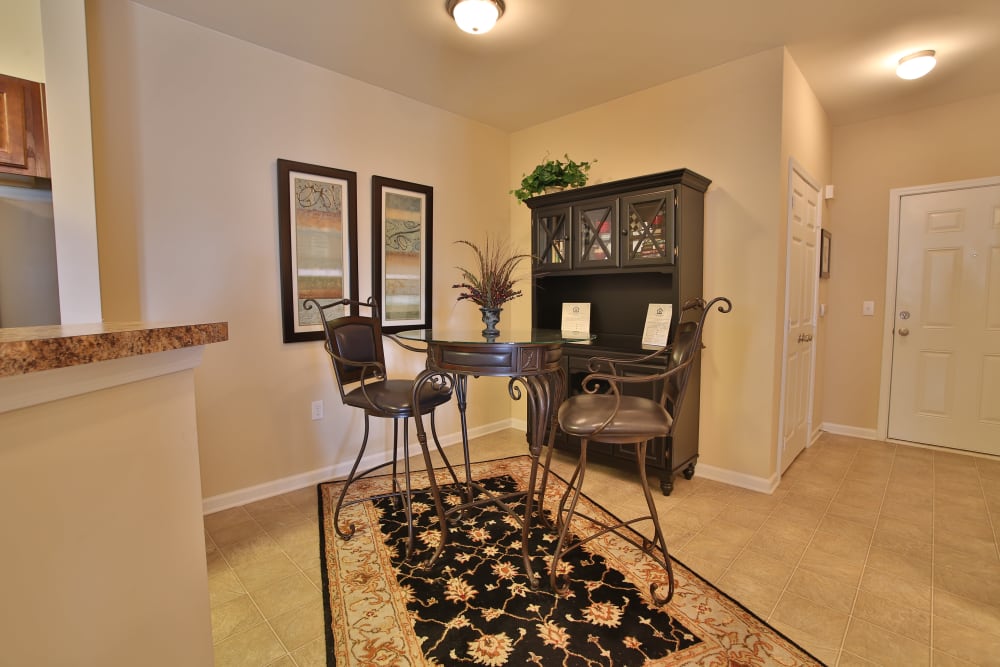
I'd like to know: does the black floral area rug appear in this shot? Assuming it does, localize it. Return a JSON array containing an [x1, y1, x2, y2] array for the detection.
[[318, 456, 823, 666]]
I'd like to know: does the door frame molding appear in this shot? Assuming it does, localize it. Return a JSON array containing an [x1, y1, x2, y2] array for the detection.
[[877, 174, 1000, 441], [776, 158, 822, 475]]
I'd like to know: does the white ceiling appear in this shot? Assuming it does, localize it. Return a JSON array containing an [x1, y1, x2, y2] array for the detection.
[[134, 0, 1000, 132]]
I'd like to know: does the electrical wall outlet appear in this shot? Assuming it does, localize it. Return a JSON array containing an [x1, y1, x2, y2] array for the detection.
[[311, 400, 324, 420]]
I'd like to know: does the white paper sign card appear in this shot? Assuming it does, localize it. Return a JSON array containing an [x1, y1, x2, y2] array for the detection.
[[641, 303, 673, 348], [561, 302, 591, 334]]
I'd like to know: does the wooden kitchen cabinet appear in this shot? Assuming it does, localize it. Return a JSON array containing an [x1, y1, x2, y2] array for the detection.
[[0, 73, 50, 179]]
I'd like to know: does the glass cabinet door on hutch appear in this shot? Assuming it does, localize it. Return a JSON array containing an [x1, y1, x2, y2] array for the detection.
[[532, 205, 572, 272], [622, 189, 676, 267], [574, 196, 619, 269]]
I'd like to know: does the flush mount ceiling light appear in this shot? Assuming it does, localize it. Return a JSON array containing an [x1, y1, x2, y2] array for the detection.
[[896, 50, 937, 80], [447, 0, 505, 35]]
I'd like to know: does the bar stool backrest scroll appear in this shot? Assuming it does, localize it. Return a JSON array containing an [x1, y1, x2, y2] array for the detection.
[[319, 300, 385, 402], [660, 299, 718, 436]]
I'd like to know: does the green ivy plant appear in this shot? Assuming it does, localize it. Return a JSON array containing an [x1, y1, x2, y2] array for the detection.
[[511, 154, 595, 203]]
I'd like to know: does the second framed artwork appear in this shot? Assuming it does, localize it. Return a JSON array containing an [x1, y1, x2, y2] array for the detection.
[[372, 176, 433, 333]]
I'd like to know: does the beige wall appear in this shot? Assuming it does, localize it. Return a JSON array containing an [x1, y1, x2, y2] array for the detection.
[[510, 49, 786, 483], [87, 3, 513, 498], [0, 368, 213, 666], [41, 0, 103, 323], [824, 92, 1000, 430], [84, 3, 978, 498], [0, 0, 45, 81], [779, 50, 833, 460]]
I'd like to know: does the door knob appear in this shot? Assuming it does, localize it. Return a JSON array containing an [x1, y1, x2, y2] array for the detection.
[[898, 328, 909, 336]]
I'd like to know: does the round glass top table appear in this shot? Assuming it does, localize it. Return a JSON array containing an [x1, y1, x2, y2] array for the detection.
[[394, 327, 593, 586]]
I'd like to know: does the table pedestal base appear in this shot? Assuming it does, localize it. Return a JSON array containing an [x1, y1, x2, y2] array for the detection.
[[409, 338, 567, 589]]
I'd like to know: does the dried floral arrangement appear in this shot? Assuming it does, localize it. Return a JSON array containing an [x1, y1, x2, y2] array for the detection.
[[452, 237, 531, 310]]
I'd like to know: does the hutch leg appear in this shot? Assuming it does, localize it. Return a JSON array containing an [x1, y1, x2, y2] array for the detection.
[[659, 473, 674, 496]]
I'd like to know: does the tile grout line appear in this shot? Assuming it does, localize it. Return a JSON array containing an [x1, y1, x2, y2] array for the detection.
[[930, 458, 1000, 666], [209, 496, 312, 664], [702, 441, 859, 644], [205, 508, 273, 645], [832, 443, 901, 665], [214, 511, 290, 657], [710, 481, 788, 598], [978, 459, 1000, 562], [255, 494, 327, 665], [765, 442, 863, 665]]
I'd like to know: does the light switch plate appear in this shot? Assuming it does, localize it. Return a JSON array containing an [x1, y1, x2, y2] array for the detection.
[[863, 300, 875, 316]]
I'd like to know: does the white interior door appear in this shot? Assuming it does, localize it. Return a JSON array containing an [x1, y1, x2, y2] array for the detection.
[[888, 183, 1000, 455], [780, 166, 820, 472]]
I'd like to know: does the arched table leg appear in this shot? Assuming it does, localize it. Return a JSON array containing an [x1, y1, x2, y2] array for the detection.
[[516, 368, 565, 587]]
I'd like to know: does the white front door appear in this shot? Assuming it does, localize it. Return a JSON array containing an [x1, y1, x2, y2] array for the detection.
[[780, 166, 820, 472], [888, 183, 1000, 455]]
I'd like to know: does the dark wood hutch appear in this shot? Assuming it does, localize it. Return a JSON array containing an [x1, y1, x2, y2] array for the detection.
[[526, 168, 710, 494]]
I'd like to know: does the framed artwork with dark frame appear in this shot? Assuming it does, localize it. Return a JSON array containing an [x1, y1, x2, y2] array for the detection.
[[372, 176, 433, 333], [277, 159, 359, 343], [819, 228, 832, 278]]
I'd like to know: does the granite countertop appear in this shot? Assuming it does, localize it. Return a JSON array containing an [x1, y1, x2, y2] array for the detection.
[[0, 322, 229, 378]]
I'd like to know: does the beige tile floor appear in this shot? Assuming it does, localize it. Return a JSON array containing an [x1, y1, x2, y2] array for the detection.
[[203, 430, 1000, 666]]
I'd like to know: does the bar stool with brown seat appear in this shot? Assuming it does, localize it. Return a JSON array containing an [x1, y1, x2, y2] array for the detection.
[[548, 296, 732, 604], [305, 297, 462, 558]]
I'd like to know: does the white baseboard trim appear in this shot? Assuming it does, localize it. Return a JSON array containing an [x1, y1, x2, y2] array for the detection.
[[694, 462, 779, 495], [202, 418, 517, 514], [818, 424, 997, 461], [819, 422, 881, 441]]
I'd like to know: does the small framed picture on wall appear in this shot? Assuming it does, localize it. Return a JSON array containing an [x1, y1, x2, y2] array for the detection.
[[820, 228, 831, 279]]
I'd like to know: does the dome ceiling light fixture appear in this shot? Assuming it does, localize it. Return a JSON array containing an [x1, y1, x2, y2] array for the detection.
[[446, 0, 505, 35], [896, 50, 937, 80]]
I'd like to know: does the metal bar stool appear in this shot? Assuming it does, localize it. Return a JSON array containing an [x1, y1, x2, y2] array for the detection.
[[549, 296, 732, 604], [306, 297, 463, 558]]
